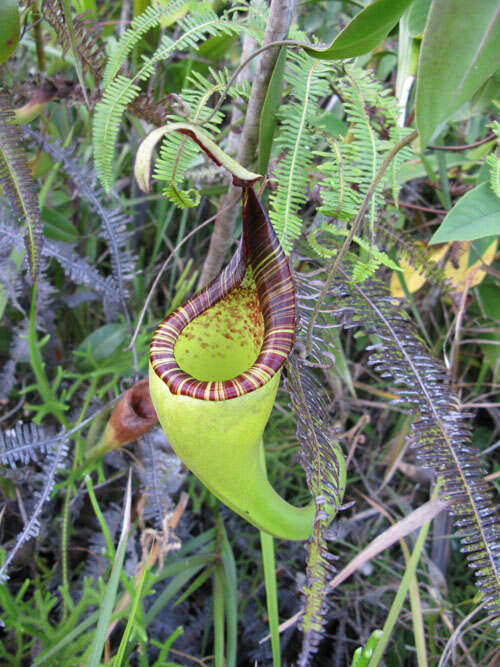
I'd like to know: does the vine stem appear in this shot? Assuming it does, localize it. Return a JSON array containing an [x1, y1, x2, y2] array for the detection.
[[199, 0, 296, 286], [31, 1, 46, 72], [304, 128, 418, 356]]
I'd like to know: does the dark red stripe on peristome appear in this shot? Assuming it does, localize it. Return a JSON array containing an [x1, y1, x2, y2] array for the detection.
[[150, 186, 295, 401]]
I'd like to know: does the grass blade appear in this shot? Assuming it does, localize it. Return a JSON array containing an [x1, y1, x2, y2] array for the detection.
[[88, 471, 132, 667]]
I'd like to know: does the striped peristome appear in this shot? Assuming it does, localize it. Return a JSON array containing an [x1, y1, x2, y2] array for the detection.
[[150, 186, 295, 400]]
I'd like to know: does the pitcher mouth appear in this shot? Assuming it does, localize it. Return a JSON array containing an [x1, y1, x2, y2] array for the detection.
[[150, 187, 295, 401]]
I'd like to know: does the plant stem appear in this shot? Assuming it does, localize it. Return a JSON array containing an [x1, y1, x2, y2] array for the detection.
[[213, 563, 225, 667], [61, 375, 98, 617], [305, 129, 418, 355], [32, 0, 46, 72], [260, 530, 282, 667], [200, 0, 295, 286]]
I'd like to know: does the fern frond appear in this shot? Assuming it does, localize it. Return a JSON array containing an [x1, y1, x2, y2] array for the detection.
[[41, 0, 105, 75], [0, 91, 42, 283], [103, 0, 189, 87], [93, 8, 240, 191], [128, 94, 170, 126], [309, 225, 401, 280], [0, 219, 121, 307], [138, 429, 185, 528], [305, 259, 500, 630], [23, 128, 135, 301], [0, 437, 69, 582], [269, 52, 330, 254], [286, 354, 344, 664], [153, 68, 241, 206], [318, 67, 413, 230], [0, 422, 56, 467], [93, 75, 142, 191], [375, 220, 449, 293], [282, 260, 348, 663]]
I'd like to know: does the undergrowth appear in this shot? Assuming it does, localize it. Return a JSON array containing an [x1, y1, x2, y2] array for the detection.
[[0, 1, 499, 665]]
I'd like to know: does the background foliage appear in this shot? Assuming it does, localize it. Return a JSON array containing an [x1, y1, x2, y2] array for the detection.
[[0, 1, 499, 665]]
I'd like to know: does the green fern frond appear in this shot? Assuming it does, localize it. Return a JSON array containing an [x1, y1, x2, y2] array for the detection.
[[308, 225, 400, 284], [93, 75, 141, 191], [0, 91, 41, 283], [153, 68, 246, 207], [486, 153, 500, 197], [351, 255, 381, 283], [165, 184, 200, 209], [103, 0, 189, 87], [270, 51, 330, 254], [318, 66, 412, 233], [93, 8, 241, 191]]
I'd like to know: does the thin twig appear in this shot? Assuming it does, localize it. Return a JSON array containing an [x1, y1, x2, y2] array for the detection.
[[429, 134, 496, 151]]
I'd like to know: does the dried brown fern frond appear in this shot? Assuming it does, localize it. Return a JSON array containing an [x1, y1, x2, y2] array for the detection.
[[41, 0, 105, 76]]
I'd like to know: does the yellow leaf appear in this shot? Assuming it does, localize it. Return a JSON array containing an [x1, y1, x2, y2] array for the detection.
[[390, 243, 446, 297], [444, 240, 497, 291], [390, 240, 497, 297]]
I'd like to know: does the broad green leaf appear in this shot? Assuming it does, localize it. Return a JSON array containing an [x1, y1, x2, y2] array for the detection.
[[304, 0, 415, 60], [0, 0, 19, 65], [74, 323, 128, 369], [258, 47, 287, 175], [430, 183, 500, 243], [471, 74, 500, 113], [416, 1, 500, 147], [478, 283, 500, 320], [407, 0, 431, 37]]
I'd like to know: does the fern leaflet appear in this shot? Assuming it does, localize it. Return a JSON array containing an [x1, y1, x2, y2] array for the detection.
[[103, 0, 189, 87], [153, 68, 248, 207], [269, 51, 330, 254], [0, 91, 42, 283], [93, 8, 241, 191]]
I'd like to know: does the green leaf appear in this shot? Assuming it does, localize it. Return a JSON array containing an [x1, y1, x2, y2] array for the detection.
[[478, 284, 500, 320], [74, 323, 129, 369], [430, 183, 500, 244], [258, 46, 287, 175], [471, 74, 500, 113], [416, 1, 500, 147], [42, 207, 79, 244], [0, 0, 19, 65], [88, 474, 131, 667], [407, 0, 431, 37], [304, 0, 415, 60]]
